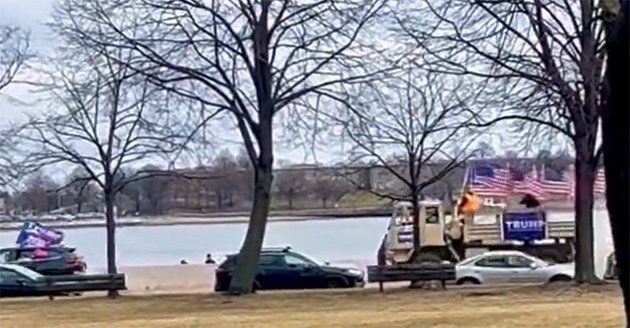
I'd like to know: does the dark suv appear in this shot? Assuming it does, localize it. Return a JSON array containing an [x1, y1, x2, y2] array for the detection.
[[214, 247, 365, 292], [0, 246, 86, 276]]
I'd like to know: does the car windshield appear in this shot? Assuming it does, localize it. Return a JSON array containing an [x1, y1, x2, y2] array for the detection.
[[457, 255, 483, 266], [297, 252, 326, 266], [9, 265, 43, 280]]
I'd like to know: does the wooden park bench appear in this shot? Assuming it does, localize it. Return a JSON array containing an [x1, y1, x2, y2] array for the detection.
[[41, 273, 127, 300], [367, 262, 456, 292]]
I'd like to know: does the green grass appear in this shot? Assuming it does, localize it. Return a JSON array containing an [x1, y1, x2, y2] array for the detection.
[[0, 284, 624, 328]]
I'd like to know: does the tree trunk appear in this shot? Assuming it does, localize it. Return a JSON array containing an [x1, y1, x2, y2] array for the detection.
[[573, 147, 598, 284], [228, 3, 274, 295], [134, 194, 140, 214], [411, 192, 421, 257], [104, 191, 118, 298], [601, 0, 629, 320], [227, 164, 273, 295], [288, 193, 293, 209]]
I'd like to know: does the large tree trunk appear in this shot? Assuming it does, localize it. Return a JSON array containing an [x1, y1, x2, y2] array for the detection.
[[104, 191, 118, 298], [411, 192, 421, 258], [573, 144, 598, 284], [227, 2, 274, 295], [601, 0, 629, 320], [227, 163, 273, 295]]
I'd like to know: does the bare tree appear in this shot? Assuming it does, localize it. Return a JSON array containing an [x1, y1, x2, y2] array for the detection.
[[332, 70, 479, 256], [13, 172, 60, 214], [0, 25, 29, 92], [210, 149, 239, 209], [273, 168, 307, 209], [476, 142, 496, 159], [56, 0, 392, 294], [15, 31, 189, 297], [600, 0, 629, 319], [64, 166, 98, 213], [311, 170, 353, 208], [234, 147, 254, 203], [136, 165, 171, 215], [0, 26, 30, 188], [397, 0, 611, 283]]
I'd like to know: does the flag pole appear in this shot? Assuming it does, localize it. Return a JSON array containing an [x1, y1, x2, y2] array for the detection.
[[460, 164, 470, 195], [455, 163, 471, 220]]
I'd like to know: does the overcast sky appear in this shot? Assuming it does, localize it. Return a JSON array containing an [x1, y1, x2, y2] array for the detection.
[[0, 0, 572, 178], [0, 0, 331, 169]]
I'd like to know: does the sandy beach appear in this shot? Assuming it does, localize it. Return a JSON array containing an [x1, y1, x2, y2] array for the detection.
[[96, 261, 372, 294]]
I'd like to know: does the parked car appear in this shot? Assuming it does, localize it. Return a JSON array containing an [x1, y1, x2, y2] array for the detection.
[[0, 246, 86, 275], [455, 250, 573, 285], [214, 246, 365, 292], [0, 264, 126, 298]]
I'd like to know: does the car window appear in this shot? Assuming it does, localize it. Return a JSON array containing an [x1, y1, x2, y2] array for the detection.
[[259, 255, 281, 266], [9, 265, 42, 280], [0, 269, 25, 284], [0, 250, 10, 263], [47, 248, 65, 256], [506, 255, 533, 268], [475, 255, 508, 268], [284, 254, 310, 266], [16, 250, 34, 259], [425, 206, 440, 224]]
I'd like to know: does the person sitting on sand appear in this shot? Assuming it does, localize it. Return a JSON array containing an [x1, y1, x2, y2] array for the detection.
[[204, 253, 216, 264]]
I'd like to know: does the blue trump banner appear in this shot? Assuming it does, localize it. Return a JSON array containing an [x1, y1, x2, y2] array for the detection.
[[502, 211, 547, 241]]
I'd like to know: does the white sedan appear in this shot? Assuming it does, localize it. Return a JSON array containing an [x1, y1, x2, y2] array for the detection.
[[455, 250, 574, 285]]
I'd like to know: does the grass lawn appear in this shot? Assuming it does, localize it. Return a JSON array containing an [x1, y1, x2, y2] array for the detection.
[[0, 284, 624, 328]]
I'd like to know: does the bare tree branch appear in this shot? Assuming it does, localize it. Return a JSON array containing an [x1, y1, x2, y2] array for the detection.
[[50, 0, 392, 295], [0, 25, 30, 92], [394, 0, 607, 283]]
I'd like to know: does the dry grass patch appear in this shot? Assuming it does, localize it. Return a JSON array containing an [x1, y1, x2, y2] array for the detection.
[[0, 284, 624, 328]]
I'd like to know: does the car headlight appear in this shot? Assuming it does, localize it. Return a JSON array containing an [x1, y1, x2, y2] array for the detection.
[[347, 269, 363, 276]]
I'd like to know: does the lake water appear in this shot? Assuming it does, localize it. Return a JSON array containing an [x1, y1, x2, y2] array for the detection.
[[0, 210, 615, 277]]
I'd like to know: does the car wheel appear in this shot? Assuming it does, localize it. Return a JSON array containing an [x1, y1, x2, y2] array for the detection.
[[548, 275, 572, 283], [456, 277, 481, 285], [326, 278, 347, 289]]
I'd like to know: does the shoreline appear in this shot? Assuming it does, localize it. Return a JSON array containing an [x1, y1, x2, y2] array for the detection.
[[0, 208, 391, 231], [0, 204, 607, 232]]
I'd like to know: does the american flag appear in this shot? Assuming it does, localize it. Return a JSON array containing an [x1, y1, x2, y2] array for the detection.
[[594, 168, 606, 196], [466, 164, 512, 197], [541, 167, 573, 197], [556, 166, 605, 199], [513, 165, 545, 200]]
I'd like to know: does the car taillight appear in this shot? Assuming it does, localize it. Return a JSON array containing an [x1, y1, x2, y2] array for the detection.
[[68, 256, 86, 267]]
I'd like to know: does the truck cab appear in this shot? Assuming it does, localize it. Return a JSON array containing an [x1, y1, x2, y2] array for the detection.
[[385, 200, 455, 264]]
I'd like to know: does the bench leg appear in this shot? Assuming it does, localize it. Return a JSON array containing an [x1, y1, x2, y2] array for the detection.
[[379, 282, 383, 293], [441, 280, 446, 289]]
